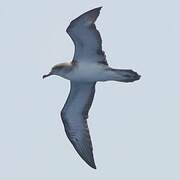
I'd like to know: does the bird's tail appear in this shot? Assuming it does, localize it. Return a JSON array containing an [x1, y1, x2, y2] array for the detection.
[[106, 68, 141, 82]]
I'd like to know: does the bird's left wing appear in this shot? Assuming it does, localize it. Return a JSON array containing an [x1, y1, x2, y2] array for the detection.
[[66, 7, 108, 65], [61, 81, 96, 169]]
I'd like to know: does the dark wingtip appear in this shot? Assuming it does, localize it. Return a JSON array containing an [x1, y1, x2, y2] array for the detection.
[[86, 162, 96, 169], [66, 6, 103, 32], [86, 7, 102, 16], [80, 152, 97, 169], [92, 6, 103, 13], [87, 159, 97, 169], [96, 6, 103, 10], [90, 164, 97, 169]]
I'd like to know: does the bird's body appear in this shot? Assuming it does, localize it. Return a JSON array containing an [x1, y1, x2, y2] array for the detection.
[[49, 61, 140, 82], [43, 7, 141, 169], [58, 62, 108, 82]]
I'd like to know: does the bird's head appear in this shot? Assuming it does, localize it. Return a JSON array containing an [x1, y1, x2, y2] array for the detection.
[[42, 63, 72, 79]]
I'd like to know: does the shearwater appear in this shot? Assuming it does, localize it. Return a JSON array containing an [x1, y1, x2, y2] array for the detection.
[[43, 7, 141, 169]]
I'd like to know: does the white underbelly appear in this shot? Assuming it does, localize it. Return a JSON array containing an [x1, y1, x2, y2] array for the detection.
[[65, 64, 108, 82]]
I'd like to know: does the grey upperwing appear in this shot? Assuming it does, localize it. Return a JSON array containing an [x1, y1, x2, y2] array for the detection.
[[66, 7, 108, 65]]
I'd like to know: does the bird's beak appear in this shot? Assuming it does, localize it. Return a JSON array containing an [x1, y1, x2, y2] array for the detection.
[[42, 73, 52, 79]]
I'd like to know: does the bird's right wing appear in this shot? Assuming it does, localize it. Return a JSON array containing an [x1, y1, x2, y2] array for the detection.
[[66, 7, 108, 65], [61, 81, 96, 169]]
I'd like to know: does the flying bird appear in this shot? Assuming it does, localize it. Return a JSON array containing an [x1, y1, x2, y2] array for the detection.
[[43, 7, 140, 169]]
